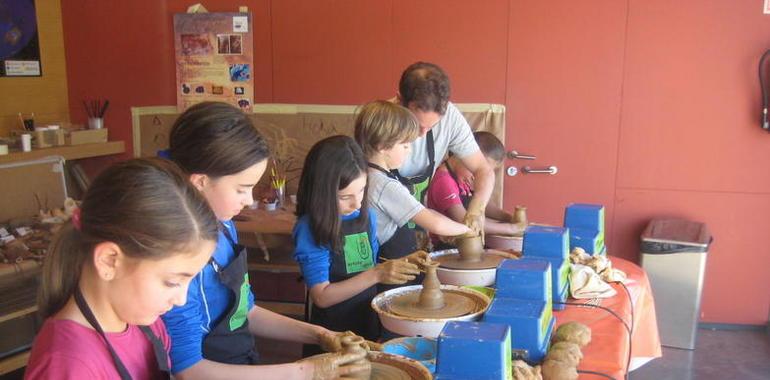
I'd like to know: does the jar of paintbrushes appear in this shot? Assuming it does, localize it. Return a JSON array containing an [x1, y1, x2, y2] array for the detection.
[[270, 163, 286, 207], [83, 99, 109, 129]]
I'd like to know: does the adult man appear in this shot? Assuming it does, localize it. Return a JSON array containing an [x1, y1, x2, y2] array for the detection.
[[394, 62, 494, 239]]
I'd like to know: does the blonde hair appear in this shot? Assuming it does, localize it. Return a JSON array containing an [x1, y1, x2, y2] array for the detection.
[[354, 100, 420, 157]]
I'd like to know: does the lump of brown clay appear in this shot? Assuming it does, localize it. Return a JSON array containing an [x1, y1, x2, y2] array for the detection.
[[553, 322, 591, 347], [550, 341, 583, 360], [545, 346, 580, 367], [512, 360, 543, 380], [541, 359, 578, 380]]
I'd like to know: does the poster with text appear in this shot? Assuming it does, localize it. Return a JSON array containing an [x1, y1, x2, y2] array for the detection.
[[174, 12, 253, 112], [0, 0, 42, 77]]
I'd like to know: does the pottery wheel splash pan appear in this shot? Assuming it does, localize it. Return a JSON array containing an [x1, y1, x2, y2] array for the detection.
[[372, 285, 491, 338], [433, 249, 508, 269]]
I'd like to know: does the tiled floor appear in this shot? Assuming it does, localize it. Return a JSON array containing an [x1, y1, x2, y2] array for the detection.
[[630, 328, 770, 380]]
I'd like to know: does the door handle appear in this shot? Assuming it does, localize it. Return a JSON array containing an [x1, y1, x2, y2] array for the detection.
[[507, 150, 536, 160], [522, 166, 558, 175]]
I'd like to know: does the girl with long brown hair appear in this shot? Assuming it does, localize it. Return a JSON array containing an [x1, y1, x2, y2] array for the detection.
[[25, 158, 220, 379], [162, 102, 367, 380]]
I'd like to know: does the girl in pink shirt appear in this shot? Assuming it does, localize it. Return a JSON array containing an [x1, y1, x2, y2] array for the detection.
[[25, 158, 219, 380]]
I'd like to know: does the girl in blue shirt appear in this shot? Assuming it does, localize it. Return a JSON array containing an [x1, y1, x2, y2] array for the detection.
[[293, 135, 423, 356], [161, 102, 367, 380]]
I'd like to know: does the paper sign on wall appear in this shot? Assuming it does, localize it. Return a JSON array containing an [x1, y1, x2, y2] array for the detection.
[[174, 12, 254, 112]]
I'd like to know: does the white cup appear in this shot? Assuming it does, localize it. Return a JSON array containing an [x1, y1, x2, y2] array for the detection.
[[290, 194, 297, 204], [0, 144, 8, 155], [88, 117, 104, 130], [20, 134, 32, 152], [264, 202, 277, 211]]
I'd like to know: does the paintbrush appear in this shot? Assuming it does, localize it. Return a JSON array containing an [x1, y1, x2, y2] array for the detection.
[[100, 100, 110, 117]]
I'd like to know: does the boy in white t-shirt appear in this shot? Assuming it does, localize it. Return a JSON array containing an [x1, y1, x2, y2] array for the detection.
[[354, 100, 469, 269]]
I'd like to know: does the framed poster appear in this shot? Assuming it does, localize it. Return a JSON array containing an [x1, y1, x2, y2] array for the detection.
[[174, 12, 254, 111], [0, 0, 42, 77]]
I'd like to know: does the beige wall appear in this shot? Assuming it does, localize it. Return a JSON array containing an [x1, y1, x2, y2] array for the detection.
[[0, 0, 69, 137]]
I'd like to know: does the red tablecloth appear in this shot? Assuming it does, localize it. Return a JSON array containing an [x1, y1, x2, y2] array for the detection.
[[553, 257, 662, 379]]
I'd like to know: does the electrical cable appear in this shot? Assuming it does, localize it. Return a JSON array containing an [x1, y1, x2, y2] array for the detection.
[[619, 282, 634, 380], [577, 369, 619, 380], [554, 280, 636, 380]]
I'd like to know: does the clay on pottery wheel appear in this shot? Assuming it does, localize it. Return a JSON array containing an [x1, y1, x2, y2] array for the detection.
[[341, 336, 372, 380], [299, 350, 430, 380], [457, 235, 484, 262], [417, 261, 445, 310], [513, 205, 528, 225], [387, 259, 486, 319]]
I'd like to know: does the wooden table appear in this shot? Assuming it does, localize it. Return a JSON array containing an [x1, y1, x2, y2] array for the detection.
[[234, 204, 297, 262]]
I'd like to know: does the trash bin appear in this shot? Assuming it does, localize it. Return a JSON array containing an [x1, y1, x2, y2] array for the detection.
[[640, 219, 712, 350]]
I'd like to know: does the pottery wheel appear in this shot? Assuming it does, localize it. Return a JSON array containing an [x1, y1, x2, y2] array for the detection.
[[369, 362, 411, 379], [435, 251, 505, 269], [388, 290, 481, 319]]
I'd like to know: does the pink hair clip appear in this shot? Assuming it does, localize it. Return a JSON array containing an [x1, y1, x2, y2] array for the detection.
[[72, 207, 82, 231]]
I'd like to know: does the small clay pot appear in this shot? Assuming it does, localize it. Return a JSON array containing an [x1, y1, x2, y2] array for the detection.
[[513, 206, 528, 225], [418, 262, 445, 310], [457, 235, 484, 262]]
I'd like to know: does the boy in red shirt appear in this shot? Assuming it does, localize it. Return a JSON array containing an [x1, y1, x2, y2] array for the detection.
[[427, 132, 526, 246]]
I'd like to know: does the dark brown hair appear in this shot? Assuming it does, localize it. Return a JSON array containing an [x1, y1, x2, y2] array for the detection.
[[399, 62, 451, 115], [474, 131, 506, 163], [168, 101, 270, 177], [295, 136, 369, 254], [38, 158, 219, 318], [354, 100, 420, 157]]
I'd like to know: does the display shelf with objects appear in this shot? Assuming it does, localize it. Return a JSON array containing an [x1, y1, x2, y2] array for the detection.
[[0, 141, 125, 164]]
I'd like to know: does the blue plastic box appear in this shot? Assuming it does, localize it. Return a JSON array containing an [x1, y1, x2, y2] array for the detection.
[[552, 282, 570, 311], [436, 321, 512, 380], [522, 226, 569, 259], [564, 203, 605, 232], [520, 256, 570, 307], [483, 298, 554, 363], [569, 227, 605, 255], [495, 259, 551, 302]]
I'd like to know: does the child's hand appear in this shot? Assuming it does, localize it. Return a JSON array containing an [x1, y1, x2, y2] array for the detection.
[[319, 330, 355, 352], [375, 259, 420, 285], [403, 250, 430, 267], [305, 349, 370, 380], [319, 330, 381, 352]]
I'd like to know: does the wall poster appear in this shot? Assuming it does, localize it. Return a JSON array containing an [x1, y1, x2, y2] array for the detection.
[[0, 0, 42, 77], [174, 12, 253, 112]]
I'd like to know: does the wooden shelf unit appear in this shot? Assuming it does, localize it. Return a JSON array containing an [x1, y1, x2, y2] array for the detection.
[[0, 141, 125, 164]]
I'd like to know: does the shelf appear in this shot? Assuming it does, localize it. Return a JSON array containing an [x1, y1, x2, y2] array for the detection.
[[0, 351, 30, 376], [0, 141, 125, 164]]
